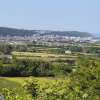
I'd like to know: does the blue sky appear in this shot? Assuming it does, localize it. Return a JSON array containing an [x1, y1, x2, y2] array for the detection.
[[0, 0, 100, 34]]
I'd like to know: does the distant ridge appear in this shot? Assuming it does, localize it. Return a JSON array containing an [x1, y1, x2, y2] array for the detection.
[[0, 27, 93, 37]]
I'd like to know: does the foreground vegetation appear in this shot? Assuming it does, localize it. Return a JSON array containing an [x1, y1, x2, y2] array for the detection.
[[0, 55, 99, 100], [0, 44, 100, 100], [0, 58, 100, 100]]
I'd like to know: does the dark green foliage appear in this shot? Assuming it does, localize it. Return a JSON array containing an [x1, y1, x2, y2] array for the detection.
[[69, 46, 83, 52], [85, 46, 100, 54], [0, 45, 13, 54], [52, 62, 72, 76], [0, 58, 73, 77], [0, 66, 19, 76], [14, 59, 54, 77]]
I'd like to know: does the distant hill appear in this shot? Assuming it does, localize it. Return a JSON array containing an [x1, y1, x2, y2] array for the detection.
[[0, 27, 92, 37], [0, 27, 37, 36], [39, 30, 92, 37]]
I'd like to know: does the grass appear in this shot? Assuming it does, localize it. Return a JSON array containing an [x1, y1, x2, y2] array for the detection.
[[15, 56, 76, 62], [0, 77, 50, 95], [12, 51, 77, 61], [0, 77, 69, 96], [0, 77, 26, 96], [12, 51, 76, 57]]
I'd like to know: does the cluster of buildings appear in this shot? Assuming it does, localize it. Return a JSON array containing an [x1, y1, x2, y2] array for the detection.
[[0, 34, 99, 46]]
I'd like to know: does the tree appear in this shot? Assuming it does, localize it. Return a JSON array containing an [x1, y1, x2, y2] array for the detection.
[[68, 56, 100, 100]]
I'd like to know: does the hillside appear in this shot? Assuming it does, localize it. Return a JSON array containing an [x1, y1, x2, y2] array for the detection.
[[0, 27, 92, 37]]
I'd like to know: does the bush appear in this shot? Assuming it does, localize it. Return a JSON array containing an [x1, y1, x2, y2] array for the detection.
[[0, 58, 72, 77], [23, 78, 70, 100], [1, 88, 31, 100]]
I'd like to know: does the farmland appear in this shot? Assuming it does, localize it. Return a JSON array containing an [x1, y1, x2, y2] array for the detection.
[[12, 51, 77, 62], [0, 44, 100, 100]]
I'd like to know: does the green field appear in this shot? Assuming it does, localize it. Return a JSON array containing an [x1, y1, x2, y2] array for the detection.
[[12, 51, 77, 61], [0, 77, 67, 96], [0, 77, 26, 96], [12, 51, 76, 57]]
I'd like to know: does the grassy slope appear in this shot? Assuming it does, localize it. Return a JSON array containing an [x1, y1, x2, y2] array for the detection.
[[0, 77, 69, 97], [0, 77, 55, 94], [0, 77, 26, 96]]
